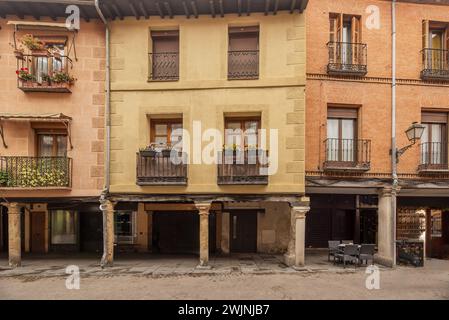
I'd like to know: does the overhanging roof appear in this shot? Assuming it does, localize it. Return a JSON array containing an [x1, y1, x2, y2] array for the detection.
[[0, 113, 72, 121], [0, 0, 309, 21]]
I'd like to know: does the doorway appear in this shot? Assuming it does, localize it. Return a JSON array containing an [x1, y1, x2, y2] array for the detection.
[[80, 212, 102, 253], [30, 212, 46, 253], [230, 211, 258, 253], [360, 209, 378, 245]]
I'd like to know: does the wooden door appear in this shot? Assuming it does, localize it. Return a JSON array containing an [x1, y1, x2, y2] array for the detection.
[[230, 211, 257, 253], [31, 212, 46, 253]]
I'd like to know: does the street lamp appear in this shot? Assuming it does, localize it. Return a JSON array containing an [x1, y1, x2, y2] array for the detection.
[[394, 122, 425, 162]]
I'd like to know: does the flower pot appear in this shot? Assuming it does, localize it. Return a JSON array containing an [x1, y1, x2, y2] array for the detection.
[[31, 48, 49, 56], [161, 149, 172, 157], [14, 50, 24, 60], [140, 150, 156, 157]]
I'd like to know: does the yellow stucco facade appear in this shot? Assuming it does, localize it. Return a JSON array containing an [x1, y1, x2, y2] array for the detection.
[[108, 12, 306, 195]]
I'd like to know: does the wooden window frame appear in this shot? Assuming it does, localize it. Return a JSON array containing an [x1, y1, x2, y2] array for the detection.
[[35, 129, 68, 157], [224, 117, 261, 149], [327, 108, 359, 162], [150, 118, 183, 147]]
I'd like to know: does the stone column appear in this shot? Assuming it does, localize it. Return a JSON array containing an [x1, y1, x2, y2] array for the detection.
[[377, 187, 397, 267], [7, 203, 21, 268], [100, 200, 115, 268], [284, 205, 310, 268], [195, 202, 211, 268]]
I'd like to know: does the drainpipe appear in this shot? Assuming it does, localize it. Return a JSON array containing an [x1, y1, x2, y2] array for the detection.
[[391, 0, 398, 266], [95, 0, 112, 267]]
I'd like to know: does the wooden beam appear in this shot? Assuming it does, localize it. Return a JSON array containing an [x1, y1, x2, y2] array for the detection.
[[298, 0, 308, 13], [247, 0, 251, 16], [190, 0, 198, 19], [102, 4, 115, 20], [218, 0, 224, 17], [264, 0, 270, 15], [129, 2, 140, 19], [237, 0, 242, 16], [273, 0, 279, 15], [182, 1, 190, 18], [155, 1, 165, 19], [290, 0, 297, 13], [138, 1, 149, 19], [209, 0, 215, 18], [111, 1, 123, 20], [43, 3, 58, 21], [164, 1, 173, 19]]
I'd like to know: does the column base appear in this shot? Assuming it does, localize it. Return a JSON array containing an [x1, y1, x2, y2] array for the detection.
[[9, 258, 21, 268], [374, 255, 394, 268], [283, 252, 296, 266], [100, 256, 113, 268], [196, 264, 212, 270]]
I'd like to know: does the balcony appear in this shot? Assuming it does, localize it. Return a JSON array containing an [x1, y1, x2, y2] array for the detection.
[[327, 42, 367, 76], [149, 52, 179, 81], [217, 149, 268, 185], [0, 156, 72, 189], [418, 142, 449, 174], [136, 151, 187, 185], [228, 50, 259, 80], [323, 138, 371, 172], [16, 54, 74, 93], [421, 48, 449, 81]]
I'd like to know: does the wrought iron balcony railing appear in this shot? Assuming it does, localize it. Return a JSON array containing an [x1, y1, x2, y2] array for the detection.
[[421, 48, 449, 81], [217, 149, 268, 185], [419, 142, 448, 172], [327, 42, 367, 76], [324, 138, 371, 172], [136, 151, 187, 185], [16, 53, 73, 92], [149, 52, 179, 81], [0, 156, 72, 188], [228, 50, 259, 80]]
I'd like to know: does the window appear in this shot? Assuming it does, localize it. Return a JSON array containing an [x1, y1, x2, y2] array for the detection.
[[37, 130, 68, 157], [228, 26, 259, 80], [51, 210, 77, 244], [32, 37, 67, 83], [150, 30, 179, 81], [224, 117, 260, 149], [150, 119, 183, 150], [329, 14, 362, 64], [326, 108, 358, 162], [431, 210, 443, 238], [114, 211, 136, 244], [421, 112, 448, 166], [422, 21, 449, 75]]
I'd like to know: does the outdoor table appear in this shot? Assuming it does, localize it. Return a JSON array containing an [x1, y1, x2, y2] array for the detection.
[[337, 244, 361, 253]]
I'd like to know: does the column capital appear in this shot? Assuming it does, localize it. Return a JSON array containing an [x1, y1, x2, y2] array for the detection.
[[289, 196, 310, 208], [5, 202, 20, 213], [292, 206, 310, 219], [195, 202, 211, 215], [379, 186, 400, 197]]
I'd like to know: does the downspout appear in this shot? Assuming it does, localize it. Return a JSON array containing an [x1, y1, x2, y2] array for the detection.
[[95, 0, 111, 267], [391, 0, 398, 266]]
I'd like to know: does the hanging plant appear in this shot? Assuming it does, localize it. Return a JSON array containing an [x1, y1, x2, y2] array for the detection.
[[20, 34, 48, 55]]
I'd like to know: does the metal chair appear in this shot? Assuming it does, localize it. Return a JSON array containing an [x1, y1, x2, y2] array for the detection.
[[358, 244, 375, 266], [328, 240, 341, 262], [335, 244, 359, 269], [341, 240, 353, 245]]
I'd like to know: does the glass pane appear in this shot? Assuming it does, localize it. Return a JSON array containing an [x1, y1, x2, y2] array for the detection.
[[244, 121, 259, 147], [115, 211, 132, 236], [341, 119, 355, 161], [421, 124, 429, 164], [38, 135, 54, 157], [154, 136, 167, 146], [225, 122, 243, 147], [36, 57, 48, 82], [56, 135, 67, 157], [51, 210, 77, 244], [327, 119, 339, 161], [170, 124, 183, 150], [155, 124, 167, 135], [431, 124, 443, 164]]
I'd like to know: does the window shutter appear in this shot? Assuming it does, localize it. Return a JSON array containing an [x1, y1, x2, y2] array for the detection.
[[351, 17, 361, 64], [422, 112, 448, 124], [328, 108, 358, 119], [422, 20, 429, 49]]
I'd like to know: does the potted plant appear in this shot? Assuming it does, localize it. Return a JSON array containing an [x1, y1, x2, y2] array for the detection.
[[16, 67, 35, 85], [41, 73, 52, 86], [140, 146, 156, 158], [51, 71, 75, 86], [161, 144, 172, 157], [20, 34, 48, 56], [0, 171, 9, 187]]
